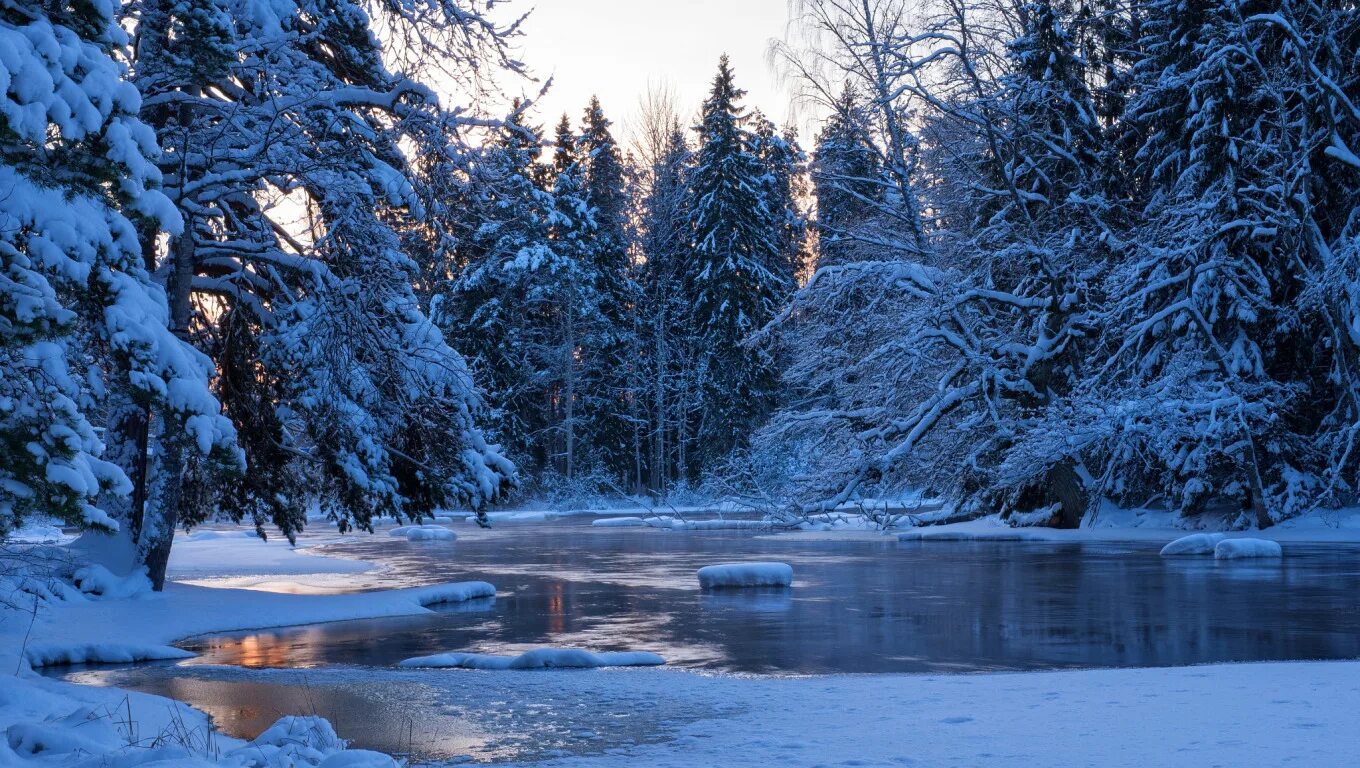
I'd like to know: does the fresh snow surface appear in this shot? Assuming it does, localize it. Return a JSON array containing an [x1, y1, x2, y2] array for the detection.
[[1159, 533, 1226, 556], [388, 524, 456, 541], [1215, 538, 1284, 559], [167, 527, 373, 580], [398, 648, 666, 670], [697, 562, 793, 589]]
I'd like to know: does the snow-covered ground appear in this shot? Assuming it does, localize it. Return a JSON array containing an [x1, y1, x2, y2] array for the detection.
[[4, 511, 1360, 767]]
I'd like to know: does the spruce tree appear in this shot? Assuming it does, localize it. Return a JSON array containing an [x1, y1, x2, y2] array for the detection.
[[543, 114, 607, 481], [750, 110, 811, 289], [434, 109, 554, 472], [636, 125, 698, 488], [1103, 0, 1301, 525], [684, 56, 793, 463], [578, 97, 636, 481]]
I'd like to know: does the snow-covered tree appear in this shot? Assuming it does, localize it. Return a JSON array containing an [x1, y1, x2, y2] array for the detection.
[[0, 0, 235, 537], [432, 107, 553, 470], [1088, 0, 1354, 525], [121, 0, 515, 581], [578, 97, 635, 481], [683, 56, 793, 463], [812, 86, 885, 267], [749, 110, 811, 287], [634, 121, 703, 489]]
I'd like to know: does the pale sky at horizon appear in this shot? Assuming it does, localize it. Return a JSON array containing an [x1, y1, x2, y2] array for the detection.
[[508, 1, 804, 143]]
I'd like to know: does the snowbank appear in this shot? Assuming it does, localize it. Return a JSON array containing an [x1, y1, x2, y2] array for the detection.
[[1215, 538, 1283, 560], [1159, 533, 1226, 556], [25, 642, 196, 668], [398, 648, 665, 670], [388, 524, 456, 541], [591, 517, 650, 528], [697, 562, 793, 589], [891, 506, 1360, 545]]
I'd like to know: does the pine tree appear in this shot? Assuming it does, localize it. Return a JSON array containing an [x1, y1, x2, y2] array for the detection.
[[750, 110, 811, 288], [543, 114, 608, 481], [812, 86, 885, 268], [0, 0, 235, 536], [578, 97, 636, 482], [684, 56, 793, 463], [433, 108, 554, 471]]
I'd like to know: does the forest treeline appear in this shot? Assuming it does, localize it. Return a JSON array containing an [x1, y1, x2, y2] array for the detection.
[[3, 0, 1359, 587]]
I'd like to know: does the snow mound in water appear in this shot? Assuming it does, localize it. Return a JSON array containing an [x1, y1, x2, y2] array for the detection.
[[1215, 538, 1283, 560], [413, 581, 496, 607], [697, 562, 794, 589], [389, 525, 456, 541], [591, 517, 649, 528], [398, 648, 665, 670], [1159, 533, 1226, 556]]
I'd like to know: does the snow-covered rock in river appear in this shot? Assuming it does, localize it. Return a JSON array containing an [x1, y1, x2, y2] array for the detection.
[[389, 525, 456, 541], [398, 648, 665, 670], [697, 562, 794, 589], [1159, 533, 1226, 556], [1214, 538, 1283, 560]]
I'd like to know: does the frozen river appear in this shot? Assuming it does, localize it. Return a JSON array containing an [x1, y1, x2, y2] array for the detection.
[[50, 520, 1360, 762]]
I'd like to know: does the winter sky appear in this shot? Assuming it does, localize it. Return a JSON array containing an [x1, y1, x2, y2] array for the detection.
[[515, 0, 797, 136]]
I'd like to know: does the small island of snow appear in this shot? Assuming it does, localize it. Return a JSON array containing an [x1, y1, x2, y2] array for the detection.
[[697, 562, 794, 589], [1214, 539, 1283, 560]]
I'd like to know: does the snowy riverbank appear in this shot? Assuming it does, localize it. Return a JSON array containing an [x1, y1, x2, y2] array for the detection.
[[0, 524, 493, 767], [4, 518, 1360, 767]]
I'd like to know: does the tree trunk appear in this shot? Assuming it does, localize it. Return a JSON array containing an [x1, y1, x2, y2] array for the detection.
[[563, 312, 575, 481], [1048, 460, 1088, 529], [142, 228, 196, 591]]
